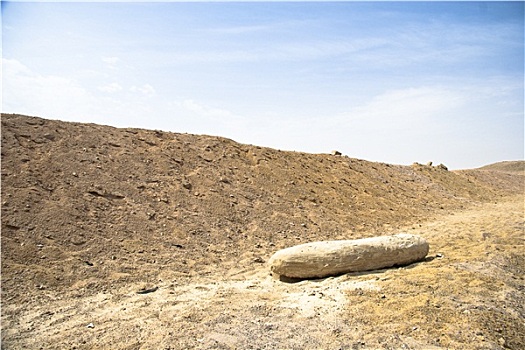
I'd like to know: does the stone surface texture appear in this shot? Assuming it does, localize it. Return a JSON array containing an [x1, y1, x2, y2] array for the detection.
[[269, 233, 429, 279]]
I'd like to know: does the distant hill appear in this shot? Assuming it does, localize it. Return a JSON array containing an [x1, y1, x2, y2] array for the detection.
[[477, 160, 525, 173]]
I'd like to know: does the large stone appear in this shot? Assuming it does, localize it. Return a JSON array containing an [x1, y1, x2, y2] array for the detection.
[[268, 233, 429, 279]]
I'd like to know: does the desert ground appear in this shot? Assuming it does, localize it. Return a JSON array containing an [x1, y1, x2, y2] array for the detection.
[[1, 114, 524, 349]]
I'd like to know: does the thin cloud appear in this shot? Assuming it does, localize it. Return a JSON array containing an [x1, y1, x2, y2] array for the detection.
[[98, 82, 123, 93], [206, 24, 276, 35], [2, 58, 96, 118], [2, 58, 32, 75], [165, 38, 387, 64], [361, 21, 522, 67], [101, 56, 119, 65], [173, 99, 237, 119], [130, 84, 156, 96], [205, 18, 319, 36], [342, 86, 465, 131], [101, 56, 120, 70], [2, 58, 158, 126]]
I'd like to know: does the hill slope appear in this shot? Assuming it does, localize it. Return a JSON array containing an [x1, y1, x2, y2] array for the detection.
[[477, 160, 525, 173], [2, 114, 524, 349]]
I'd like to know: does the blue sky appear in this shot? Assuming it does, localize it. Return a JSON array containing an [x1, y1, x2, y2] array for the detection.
[[2, 1, 524, 169]]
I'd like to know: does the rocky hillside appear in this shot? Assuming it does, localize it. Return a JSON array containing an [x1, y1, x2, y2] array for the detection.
[[1, 113, 522, 298], [1, 114, 524, 349]]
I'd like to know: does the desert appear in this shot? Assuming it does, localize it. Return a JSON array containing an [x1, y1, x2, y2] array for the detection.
[[1, 114, 524, 349]]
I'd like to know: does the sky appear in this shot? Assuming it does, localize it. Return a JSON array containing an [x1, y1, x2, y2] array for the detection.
[[2, 1, 524, 169]]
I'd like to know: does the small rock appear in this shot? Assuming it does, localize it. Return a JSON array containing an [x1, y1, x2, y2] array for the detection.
[[264, 322, 274, 330], [331, 150, 342, 156], [86, 323, 94, 328], [43, 133, 55, 141], [137, 286, 158, 294]]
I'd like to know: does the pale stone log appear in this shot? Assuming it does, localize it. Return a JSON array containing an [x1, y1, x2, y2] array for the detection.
[[268, 233, 429, 279]]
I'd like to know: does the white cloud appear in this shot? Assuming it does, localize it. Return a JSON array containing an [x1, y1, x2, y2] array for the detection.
[[98, 82, 123, 93], [166, 38, 387, 64], [163, 98, 250, 138], [342, 86, 465, 132], [2, 58, 97, 119], [101, 56, 119, 65], [130, 84, 156, 96], [3, 58, 33, 75], [207, 24, 276, 35], [174, 99, 236, 119], [2, 58, 158, 127], [227, 85, 473, 165]]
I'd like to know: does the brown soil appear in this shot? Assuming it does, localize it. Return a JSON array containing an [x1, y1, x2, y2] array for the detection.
[[1, 114, 524, 349]]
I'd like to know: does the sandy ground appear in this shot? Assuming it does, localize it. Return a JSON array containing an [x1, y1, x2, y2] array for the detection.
[[2, 195, 523, 349]]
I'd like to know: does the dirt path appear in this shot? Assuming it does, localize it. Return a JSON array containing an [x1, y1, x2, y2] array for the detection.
[[346, 195, 524, 349], [2, 196, 523, 349]]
